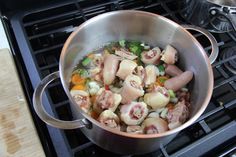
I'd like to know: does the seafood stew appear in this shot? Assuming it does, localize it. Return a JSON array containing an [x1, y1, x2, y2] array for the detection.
[[69, 40, 193, 134]]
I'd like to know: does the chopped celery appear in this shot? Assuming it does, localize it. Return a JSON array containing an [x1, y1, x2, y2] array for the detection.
[[127, 41, 143, 56], [119, 40, 126, 47], [168, 90, 176, 98], [82, 57, 91, 66], [74, 69, 89, 78], [157, 65, 165, 72]]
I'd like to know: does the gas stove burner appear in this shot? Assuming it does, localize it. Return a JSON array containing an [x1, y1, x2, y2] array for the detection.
[[222, 46, 236, 74]]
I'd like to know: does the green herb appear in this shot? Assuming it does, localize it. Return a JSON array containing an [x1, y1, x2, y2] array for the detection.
[[82, 57, 91, 66], [73, 69, 89, 78], [168, 90, 176, 98], [127, 41, 143, 56], [159, 77, 166, 83], [119, 40, 126, 47], [157, 65, 165, 72]]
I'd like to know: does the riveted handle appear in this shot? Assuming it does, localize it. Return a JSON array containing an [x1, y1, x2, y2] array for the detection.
[[33, 71, 89, 129], [182, 25, 219, 64]]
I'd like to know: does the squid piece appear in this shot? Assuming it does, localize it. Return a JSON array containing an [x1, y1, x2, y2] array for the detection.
[[165, 64, 183, 77], [98, 110, 120, 130], [115, 48, 138, 60], [70, 90, 91, 113], [141, 117, 168, 134], [144, 86, 170, 109], [167, 100, 190, 130], [120, 101, 148, 125], [93, 88, 122, 114], [126, 125, 143, 134], [141, 47, 161, 65], [164, 71, 193, 92], [120, 74, 144, 104], [103, 54, 120, 85], [116, 59, 137, 80], [161, 45, 178, 64], [144, 65, 157, 86]]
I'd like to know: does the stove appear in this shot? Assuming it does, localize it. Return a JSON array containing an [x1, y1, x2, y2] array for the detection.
[[1, 0, 236, 157]]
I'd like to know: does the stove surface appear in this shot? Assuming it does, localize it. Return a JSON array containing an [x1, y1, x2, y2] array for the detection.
[[2, 0, 236, 157]]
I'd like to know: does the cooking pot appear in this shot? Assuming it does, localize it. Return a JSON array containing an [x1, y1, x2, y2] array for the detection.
[[33, 10, 214, 154], [182, 0, 236, 33]]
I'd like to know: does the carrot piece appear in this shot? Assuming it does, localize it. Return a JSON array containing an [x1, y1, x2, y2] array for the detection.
[[166, 103, 174, 110], [87, 53, 95, 59], [71, 74, 86, 85], [156, 76, 169, 86], [71, 84, 86, 90], [90, 111, 99, 119]]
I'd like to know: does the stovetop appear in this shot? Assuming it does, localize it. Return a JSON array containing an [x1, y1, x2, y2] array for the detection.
[[1, 0, 236, 157]]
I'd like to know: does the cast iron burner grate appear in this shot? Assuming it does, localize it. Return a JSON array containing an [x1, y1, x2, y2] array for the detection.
[[221, 46, 236, 74], [3, 0, 236, 157]]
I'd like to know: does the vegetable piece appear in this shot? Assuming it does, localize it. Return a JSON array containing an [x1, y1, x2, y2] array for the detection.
[[141, 47, 161, 65], [128, 41, 143, 56], [71, 84, 86, 90], [120, 101, 148, 125], [82, 57, 92, 66], [126, 125, 143, 134], [141, 117, 168, 134], [168, 90, 176, 98], [161, 45, 178, 64], [103, 54, 120, 85], [116, 59, 137, 80], [119, 40, 126, 47], [70, 90, 91, 113], [164, 71, 193, 92], [115, 48, 138, 60], [167, 100, 189, 130], [98, 110, 120, 130], [156, 76, 169, 86], [156, 64, 165, 76], [144, 86, 170, 109], [144, 65, 157, 86], [88, 81, 100, 95], [93, 88, 121, 114], [71, 73, 86, 85], [165, 64, 183, 76], [120, 74, 144, 104]]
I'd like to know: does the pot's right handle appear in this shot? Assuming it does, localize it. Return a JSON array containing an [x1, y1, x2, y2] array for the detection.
[[181, 25, 219, 64], [33, 71, 89, 129]]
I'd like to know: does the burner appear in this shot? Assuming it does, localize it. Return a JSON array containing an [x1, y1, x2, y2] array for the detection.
[[222, 46, 236, 74]]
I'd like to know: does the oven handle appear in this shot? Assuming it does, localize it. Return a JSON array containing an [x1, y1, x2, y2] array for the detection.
[[182, 25, 219, 64], [33, 71, 89, 129]]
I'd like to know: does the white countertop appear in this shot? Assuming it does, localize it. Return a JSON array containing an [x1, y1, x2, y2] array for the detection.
[[0, 20, 10, 50]]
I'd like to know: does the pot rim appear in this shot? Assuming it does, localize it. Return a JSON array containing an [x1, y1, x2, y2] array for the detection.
[[60, 10, 214, 139]]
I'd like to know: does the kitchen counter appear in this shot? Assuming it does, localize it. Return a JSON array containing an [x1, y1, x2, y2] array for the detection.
[[0, 20, 45, 157]]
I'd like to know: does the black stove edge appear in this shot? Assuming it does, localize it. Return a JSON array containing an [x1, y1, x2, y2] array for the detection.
[[0, 15, 69, 157], [170, 121, 236, 157]]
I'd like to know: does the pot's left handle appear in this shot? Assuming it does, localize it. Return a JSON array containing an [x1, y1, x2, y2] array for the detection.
[[33, 71, 89, 129]]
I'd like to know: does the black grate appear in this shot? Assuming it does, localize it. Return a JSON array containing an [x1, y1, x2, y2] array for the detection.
[[8, 0, 236, 157]]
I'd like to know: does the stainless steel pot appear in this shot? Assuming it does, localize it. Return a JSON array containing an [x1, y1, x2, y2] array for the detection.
[[182, 0, 236, 33], [33, 10, 214, 154]]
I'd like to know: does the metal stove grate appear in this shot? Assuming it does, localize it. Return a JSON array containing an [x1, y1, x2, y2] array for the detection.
[[6, 0, 236, 157]]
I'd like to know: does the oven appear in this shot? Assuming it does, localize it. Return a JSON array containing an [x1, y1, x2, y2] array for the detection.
[[0, 0, 236, 156]]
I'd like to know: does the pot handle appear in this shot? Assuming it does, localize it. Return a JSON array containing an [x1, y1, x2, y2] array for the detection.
[[33, 71, 89, 129], [181, 25, 219, 64]]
